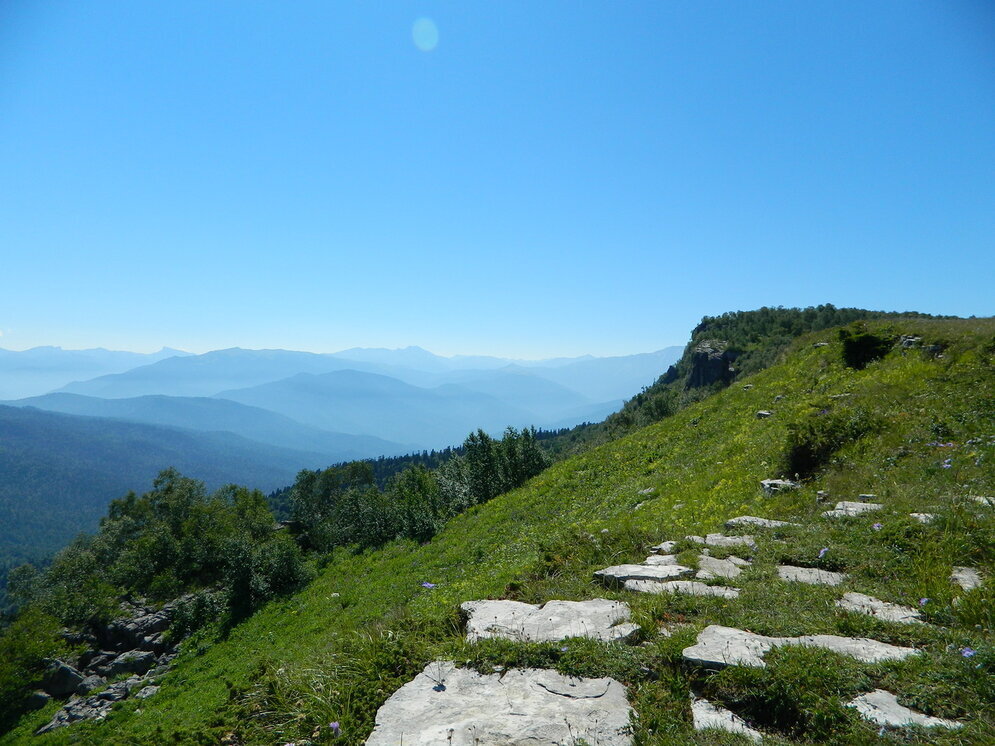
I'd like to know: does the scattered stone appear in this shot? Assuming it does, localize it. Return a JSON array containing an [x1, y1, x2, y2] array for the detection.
[[821, 501, 883, 518], [696, 555, 750, 580], [638, 487, 656, 495], [848, 689, 961, 729], [756, 410, 773, 419], [101, 649, 157, 677], [692, 698, 763, 743], [725, 515, 799, 530], [25, 691, 51, 711], [742, 384, 754, 390], [816, 490, 830, 503], [682, 625, 919, 669], [836, 592, 923, 624], [774, 394, 786, 402], [761, 478, 799, 494], [858, 494, 878, 501], [650, 540, 678, 554], [814, 342, 830, 348], [970, 496, 994, 508], [951, 566, 982, 591], [910, 512, 936, 524], [77, 674, 107, 694], [42, 661, 84, 698], [365, 662, 633, 746], [686, 533, 757, 551], [899, 335, 923, 349], [135, 685, 159, 699], [643, 554, 682, 566], [461, 599, 640, 644], [777, 565, 847, 586], [624, 580, 740, 599], [595, 563, 692, 585]]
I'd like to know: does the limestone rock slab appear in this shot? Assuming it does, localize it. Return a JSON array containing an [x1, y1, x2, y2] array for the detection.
[[461, 599, 639, 643], [682, 625, 919, 669], [910, 513, 936, 524], [951, 566, 981, 591], [692, 699, 762, 743], [696, 555, 750, 580], [595, 563, 692, 585], [624, 580, 740, 599], [643, 554, 681, 566], [836, 592, 923, 624], [777, 565, 847, 586], [365, 662, 633, 746], [725, 515, 799, 530], [848, 689, 962, 729], [650, 540, 678, 554], [822, 501, 883, 518], [686, 533, 757, 551]]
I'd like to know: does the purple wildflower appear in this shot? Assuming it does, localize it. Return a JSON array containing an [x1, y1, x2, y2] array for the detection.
[[330, 721, 341, 737], [942, 458, 953, 468], [421, 581, 437, 589], [872, 523, 883, 531], [961, 647, 976, 658], [919, 598, 929, 607], [818, 547, 829, 559]]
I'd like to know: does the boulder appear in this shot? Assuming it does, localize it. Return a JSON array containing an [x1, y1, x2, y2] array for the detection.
[[649, 540, 678, 554], [682, 625, 919, 669], [76, 675, 107, 694], [848, 689, 961, 729], [25, 691, 51, 711], [461, 599, 640, 643], [42, 660, 84, 698], [135, 685, 160, 699], [761, 479, 799, 494], [623, 580, 740, 599], [692, 699, 762, 743], [836, 592, 923, 624], [755, 410, 773, 419], [777, 565, 846, 586], [365, 662, 633, 746], [594, 563, 693, 585], [102, 649, 156, 677]]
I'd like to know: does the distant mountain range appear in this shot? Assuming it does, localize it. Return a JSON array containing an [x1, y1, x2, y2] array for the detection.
[[0, 346, 189, 399], [0, 344, 682, 562]]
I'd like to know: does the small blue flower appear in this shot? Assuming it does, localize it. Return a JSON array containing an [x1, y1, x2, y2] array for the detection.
[[872, 523, 883, 531], [919, 598, 929, 607], [330, 721, 341, 737], [961, 647, 976, 658], [942, 458, 953, 468], [818, 547, 829, 559], [421, 581, 437, 589]]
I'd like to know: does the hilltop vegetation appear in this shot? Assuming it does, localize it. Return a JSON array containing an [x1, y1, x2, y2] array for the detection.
[[1, 312, 993, 744]]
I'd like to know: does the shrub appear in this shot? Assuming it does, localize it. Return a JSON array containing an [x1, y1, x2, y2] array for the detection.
[[784, 405, 879, 478], [838, 322, 894, 369]]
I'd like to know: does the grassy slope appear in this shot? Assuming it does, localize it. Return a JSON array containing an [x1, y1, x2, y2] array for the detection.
[[7, 317, 995, 744]]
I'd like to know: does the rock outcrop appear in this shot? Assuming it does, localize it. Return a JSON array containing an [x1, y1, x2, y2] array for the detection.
[[365, 662, 633, 746], [461, 599, 640, 643]]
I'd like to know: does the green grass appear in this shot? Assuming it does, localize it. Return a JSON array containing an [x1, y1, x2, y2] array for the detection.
[[5, 317, 995, 744]]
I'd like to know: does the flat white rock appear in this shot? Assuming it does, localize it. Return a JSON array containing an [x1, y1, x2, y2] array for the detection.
[[682, 625, 919, 668], [624, 580, 740, 598], [971, 496, 993, 508], [595, 563, 692, 584], [461, 599, 640, 643], [725, 515, 799, 529], [643, 554, 682, 566], [836, 592, 923, 624], [822, 501, 883, 518], [910, 512, 936, 524], [692, 698, 762, 743], [777, 565, 847, 586], [365, 662, 633, 746], [686, 533, 757, 551], [848, 689, 962, 729], [697, 555, 750, 580], [950, 566, 982, 591]]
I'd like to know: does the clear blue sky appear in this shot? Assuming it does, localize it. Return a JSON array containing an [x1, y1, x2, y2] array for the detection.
[[2, 1, 993, 358]]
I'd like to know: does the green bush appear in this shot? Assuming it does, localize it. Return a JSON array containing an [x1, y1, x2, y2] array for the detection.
[[0, 607, 67, 731], [784, 405, 878, 478], [838, 322, 895, 369]]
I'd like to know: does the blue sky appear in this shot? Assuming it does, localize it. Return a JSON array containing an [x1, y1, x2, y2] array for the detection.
[[1, 1, 993, 358]]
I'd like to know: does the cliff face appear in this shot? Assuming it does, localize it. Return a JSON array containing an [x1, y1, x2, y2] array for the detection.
[[685, 340, 738, 389]]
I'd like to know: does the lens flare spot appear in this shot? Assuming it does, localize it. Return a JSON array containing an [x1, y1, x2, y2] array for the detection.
[[412, 17, 439, 52]]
